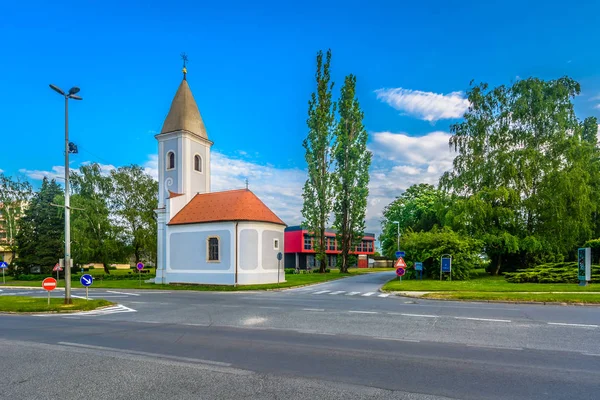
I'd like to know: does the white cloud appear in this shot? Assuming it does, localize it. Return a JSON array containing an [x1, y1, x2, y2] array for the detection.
[[19, 166, 65, 181], [375, 88, 469, 122], [363, 131, 456, 235]]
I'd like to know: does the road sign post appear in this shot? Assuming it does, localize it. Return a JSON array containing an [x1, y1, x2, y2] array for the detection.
[[414, 262, 423, 280], [0, 262, 8, 284], [577, 248, 591, 286], [137, 262, 144, 287], [277, 252, 283, 285], [440, 255, 452, 281], [42, 277, 57, 305], [80, 274, 93, 300], [395, 258, 407, 281], [53, 263, 63, 285]]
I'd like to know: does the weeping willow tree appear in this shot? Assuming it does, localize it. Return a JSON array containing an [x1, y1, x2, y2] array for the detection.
[[441, 77, 599, 273]]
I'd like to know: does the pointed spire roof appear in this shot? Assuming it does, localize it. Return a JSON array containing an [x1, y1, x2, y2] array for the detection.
[[160, 79, 208, 139]]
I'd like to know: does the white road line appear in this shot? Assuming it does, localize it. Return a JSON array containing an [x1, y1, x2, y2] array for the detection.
[[303, 308, 325, 312], [401, 313, 438, 318], [128, 301, 148, 304], [346, 292, 361, 296], [313, 290, 331, 295], [548, 322, 599, 328], [329, 291, 345, 295], [259, 306, 281, 309], [57, 342, 233, 367], [71, 295, 92, 300], [183, 323, 211, 327], [455, 317, 512, 323], [582, 352, 600, 357], [374, 337, 420, 343], [106, 291, 141, 297], [378, 294, 390, 298], [467, 344, 523, 351], [348, 311, 378, 314], [361, 292, 375, 297]]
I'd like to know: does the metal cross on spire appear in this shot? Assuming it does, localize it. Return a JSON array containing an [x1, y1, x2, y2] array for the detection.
[[181, 52, 188, 80], [245, 178, 249, 190]]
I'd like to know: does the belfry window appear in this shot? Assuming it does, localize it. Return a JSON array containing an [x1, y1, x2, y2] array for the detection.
[[167, 151, 175, 170], [194, 154, 202, 172]]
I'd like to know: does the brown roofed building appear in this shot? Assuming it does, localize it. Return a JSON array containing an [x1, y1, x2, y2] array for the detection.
[[154, 66, 286, 286]]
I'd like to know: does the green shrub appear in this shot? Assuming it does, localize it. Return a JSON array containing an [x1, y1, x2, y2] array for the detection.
[[504, 262, 600, 283]]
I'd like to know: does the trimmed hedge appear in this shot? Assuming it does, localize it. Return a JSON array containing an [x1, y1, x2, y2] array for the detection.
[[504, 262, 600, 284]]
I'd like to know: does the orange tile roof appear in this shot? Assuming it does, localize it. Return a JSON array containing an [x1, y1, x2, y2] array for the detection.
[[168, 189, 286, 226]]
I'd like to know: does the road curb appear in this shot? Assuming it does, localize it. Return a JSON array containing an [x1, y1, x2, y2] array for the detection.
[[385, 291, 600, 307]]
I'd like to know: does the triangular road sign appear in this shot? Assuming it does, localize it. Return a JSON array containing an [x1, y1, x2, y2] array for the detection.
[[395, 257, 407, 268]]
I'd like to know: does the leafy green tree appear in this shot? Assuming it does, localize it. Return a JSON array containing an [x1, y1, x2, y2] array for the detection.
[[400, 227, 483, 280], [441, 77, 595, 273], [110, 165, 158, 265], [70, 164, 127, 273], [302, 49, 336, 273], [0, 174, 32, 264], [380, 184, 446, 259], [15, 178, 64, 273], [332, 74, 371, 273]]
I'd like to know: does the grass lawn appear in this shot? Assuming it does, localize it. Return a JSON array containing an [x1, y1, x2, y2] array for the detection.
[[382, 275, 599, 293], [422, 291, 600, 304], [1, 267, 393, 291], [0, 296, 113, 313]]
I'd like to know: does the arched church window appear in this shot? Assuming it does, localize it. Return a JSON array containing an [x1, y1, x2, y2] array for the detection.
[[194, 154, 202, 172], [167, 151, 175, 170], [208, 237, 219, 261]]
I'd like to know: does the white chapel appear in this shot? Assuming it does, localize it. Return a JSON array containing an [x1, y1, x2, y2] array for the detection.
[[154, 66, 286, 285]]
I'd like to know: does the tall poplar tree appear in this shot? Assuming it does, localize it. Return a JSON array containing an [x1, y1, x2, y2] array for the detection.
[[333, 74, 371, 273], [302, 49, 336, 273]]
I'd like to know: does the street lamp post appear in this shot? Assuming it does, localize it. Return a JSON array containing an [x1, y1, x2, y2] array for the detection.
[[49, 84, 82, 304], [392, 221, 400, 252]]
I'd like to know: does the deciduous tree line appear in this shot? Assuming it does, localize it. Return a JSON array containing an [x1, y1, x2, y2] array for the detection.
[[0, 164, 157, 274], [380, 77, 599, 279], [302, 50, 372, 273]]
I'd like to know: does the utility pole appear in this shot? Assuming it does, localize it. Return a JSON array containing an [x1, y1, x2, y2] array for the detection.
[[49, 84, 82, 304]]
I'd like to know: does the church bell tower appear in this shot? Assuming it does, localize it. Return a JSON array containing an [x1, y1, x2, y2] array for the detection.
[[156, 55, 213, 208]]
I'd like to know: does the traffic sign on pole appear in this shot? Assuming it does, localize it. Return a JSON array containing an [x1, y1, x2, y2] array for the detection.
[[80, 274, 93, 300], [42, 277, 57, 305], [80, 274, 93, 287], [396, 267, 405, 277], [0, 261, 7, 284], [395, 258, 407, 268], [395, 251, 406, 258], [414, 262, 423, 271], [136, 263, 144, 287]]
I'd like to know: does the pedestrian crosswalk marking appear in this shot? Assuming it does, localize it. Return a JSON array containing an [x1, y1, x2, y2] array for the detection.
[[329, 291, 345, 295], [346, 292, 360, 296], [362, 292, 375, 297], [378, 294, 390, 298], [313, 290, 331, 295], [34, 304, 137, 318]]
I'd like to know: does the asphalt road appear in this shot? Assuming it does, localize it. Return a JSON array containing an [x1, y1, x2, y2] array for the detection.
[[1, 272, 599, 399]]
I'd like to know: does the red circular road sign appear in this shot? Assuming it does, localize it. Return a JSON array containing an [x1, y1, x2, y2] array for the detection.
[[42, 277, 57, 291], [396, 267, 405, 277], [136, 262, 144, 270]]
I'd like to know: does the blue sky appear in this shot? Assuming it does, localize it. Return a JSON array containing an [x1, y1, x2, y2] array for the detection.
[[1, 0, 600, 236]]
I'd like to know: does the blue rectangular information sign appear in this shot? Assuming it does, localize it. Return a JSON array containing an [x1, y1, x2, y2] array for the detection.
[[415, 262, 423, 271], [441, 258, 451, 273]]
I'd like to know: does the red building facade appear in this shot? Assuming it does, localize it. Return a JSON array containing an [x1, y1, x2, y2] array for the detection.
[[284, 226, 375, 269]]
